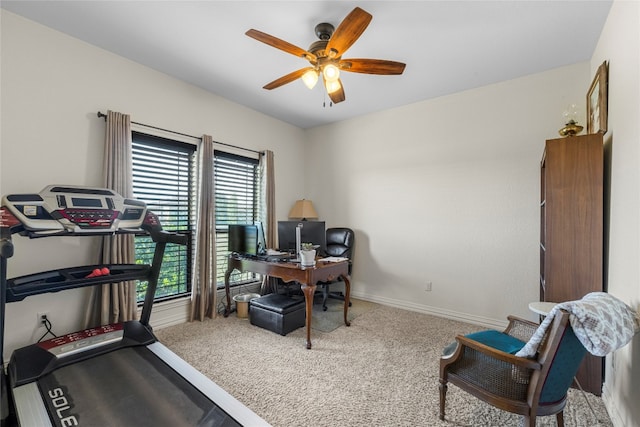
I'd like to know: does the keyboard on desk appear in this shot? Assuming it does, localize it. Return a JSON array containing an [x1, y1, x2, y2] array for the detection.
[[255, 254, 294, 262]]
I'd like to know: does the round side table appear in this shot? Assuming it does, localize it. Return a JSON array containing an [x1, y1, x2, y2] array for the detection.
[[528, 301, 557, 316]]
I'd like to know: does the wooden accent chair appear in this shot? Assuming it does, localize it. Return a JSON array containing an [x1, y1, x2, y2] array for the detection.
[[439, 310, 586, 427]]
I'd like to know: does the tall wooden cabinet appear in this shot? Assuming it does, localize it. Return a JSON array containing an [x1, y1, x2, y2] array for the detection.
[[539, 133, 603, 395]]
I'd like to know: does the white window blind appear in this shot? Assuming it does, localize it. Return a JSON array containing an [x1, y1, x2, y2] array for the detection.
[[214, 150, 260, 287], [131, 132, 196, 302]]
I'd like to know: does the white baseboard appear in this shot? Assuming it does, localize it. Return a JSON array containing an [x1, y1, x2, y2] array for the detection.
[[145, 289, 509, 332], [601, 382, 624, 427], [350, 291, 508, 330], [141, 297, 191, 330], [145, 283, 263, 330]]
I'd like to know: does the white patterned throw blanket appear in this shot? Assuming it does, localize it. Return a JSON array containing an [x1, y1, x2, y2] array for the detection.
[[516, 292, 640, 358]]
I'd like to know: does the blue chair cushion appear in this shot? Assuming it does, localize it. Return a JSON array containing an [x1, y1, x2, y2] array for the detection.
[[442, 330, 526, 356], [465, 330, 527, 354]]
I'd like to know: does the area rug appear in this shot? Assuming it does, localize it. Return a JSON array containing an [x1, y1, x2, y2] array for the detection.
[[310, 297, 376, 332]]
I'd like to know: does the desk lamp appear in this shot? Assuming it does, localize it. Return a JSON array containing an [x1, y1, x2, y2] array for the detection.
[[288, 199, 318, 221]]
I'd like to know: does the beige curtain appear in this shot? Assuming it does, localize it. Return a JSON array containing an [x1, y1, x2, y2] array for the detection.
[[85, 110, 137, 327], [259, 150, 276, 247], [259, 150, 278, 293], [190, 134, 216, 321]]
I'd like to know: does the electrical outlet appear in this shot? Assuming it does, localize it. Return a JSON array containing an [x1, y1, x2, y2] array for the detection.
[[425, 282, 432, 292], [37, 312, 49, 327]]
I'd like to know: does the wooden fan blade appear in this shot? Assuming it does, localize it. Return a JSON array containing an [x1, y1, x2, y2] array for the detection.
[[263, 67, 314, 90], [325, 7, 372, 58], [340, 58, 406, 75], [246, 29, 316, 61], [325, 79, 346, 104]]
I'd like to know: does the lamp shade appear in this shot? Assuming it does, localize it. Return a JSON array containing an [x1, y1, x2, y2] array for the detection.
[[302, 69, 319, 89], [325, 79, 342, 94], [322, 63, 340, 82], [288, 199, 318, 220]]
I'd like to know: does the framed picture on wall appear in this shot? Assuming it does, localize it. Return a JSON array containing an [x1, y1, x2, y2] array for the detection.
[[587, 61, 608, 134]]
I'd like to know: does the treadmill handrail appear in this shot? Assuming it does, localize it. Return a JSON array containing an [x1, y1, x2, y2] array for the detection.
[[154, 230, 189, 245], [5, 264, 152, 302]]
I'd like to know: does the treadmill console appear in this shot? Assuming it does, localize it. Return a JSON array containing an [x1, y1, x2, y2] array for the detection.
[[1, 185, 146, 235], [37, 324, 125, 358]]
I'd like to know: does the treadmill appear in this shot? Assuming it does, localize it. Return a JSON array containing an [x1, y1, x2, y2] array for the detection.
[[0, 185, 270, 427]]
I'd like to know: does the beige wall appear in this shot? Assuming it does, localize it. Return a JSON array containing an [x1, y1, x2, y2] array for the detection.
[[592, 1, 640, 426], [0, 10, 306, 358], [305, 62, 590, 327]]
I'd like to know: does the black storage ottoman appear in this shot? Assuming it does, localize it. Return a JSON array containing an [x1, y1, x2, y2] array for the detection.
[[249, 293, 305, 336]]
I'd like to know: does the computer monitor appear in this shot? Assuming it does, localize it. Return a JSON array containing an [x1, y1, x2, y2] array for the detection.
[[254, 221, 267, 255], [228, 224, 258, 256], [277, 221, 326, 256]]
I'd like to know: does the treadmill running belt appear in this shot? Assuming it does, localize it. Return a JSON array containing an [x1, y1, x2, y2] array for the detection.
[[36, 346, 241, 427]]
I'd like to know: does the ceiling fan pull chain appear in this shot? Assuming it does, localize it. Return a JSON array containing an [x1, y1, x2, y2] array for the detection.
[[322, 91, 334, 108]]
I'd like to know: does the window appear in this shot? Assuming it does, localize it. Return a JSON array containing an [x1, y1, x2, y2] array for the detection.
[[131, 132, 196, 303], [214, 150, 260, 288]]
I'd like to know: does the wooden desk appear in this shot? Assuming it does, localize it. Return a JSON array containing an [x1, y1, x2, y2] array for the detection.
[[224, 256, 351, 349]]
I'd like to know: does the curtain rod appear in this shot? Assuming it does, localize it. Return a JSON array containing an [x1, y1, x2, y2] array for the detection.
[[97, 111, 264, 156]]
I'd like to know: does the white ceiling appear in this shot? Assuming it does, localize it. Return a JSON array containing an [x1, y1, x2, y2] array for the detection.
[[2, 1, 612, 129]]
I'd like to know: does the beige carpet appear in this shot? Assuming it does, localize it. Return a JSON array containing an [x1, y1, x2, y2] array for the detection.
[[156, 301, 613, 427]]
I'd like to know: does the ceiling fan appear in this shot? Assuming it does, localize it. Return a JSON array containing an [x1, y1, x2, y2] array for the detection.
[[245, 7, 406, 104]]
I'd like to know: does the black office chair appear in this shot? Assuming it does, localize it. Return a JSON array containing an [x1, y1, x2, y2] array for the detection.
[[317, 227, 354, 311]]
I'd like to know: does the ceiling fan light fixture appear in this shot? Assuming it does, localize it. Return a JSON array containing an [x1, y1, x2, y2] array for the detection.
[[325, 79, 342, 94], [322, 63, 340, 82], [301, 69, 319, 89], [246, 7, 405, 105]]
